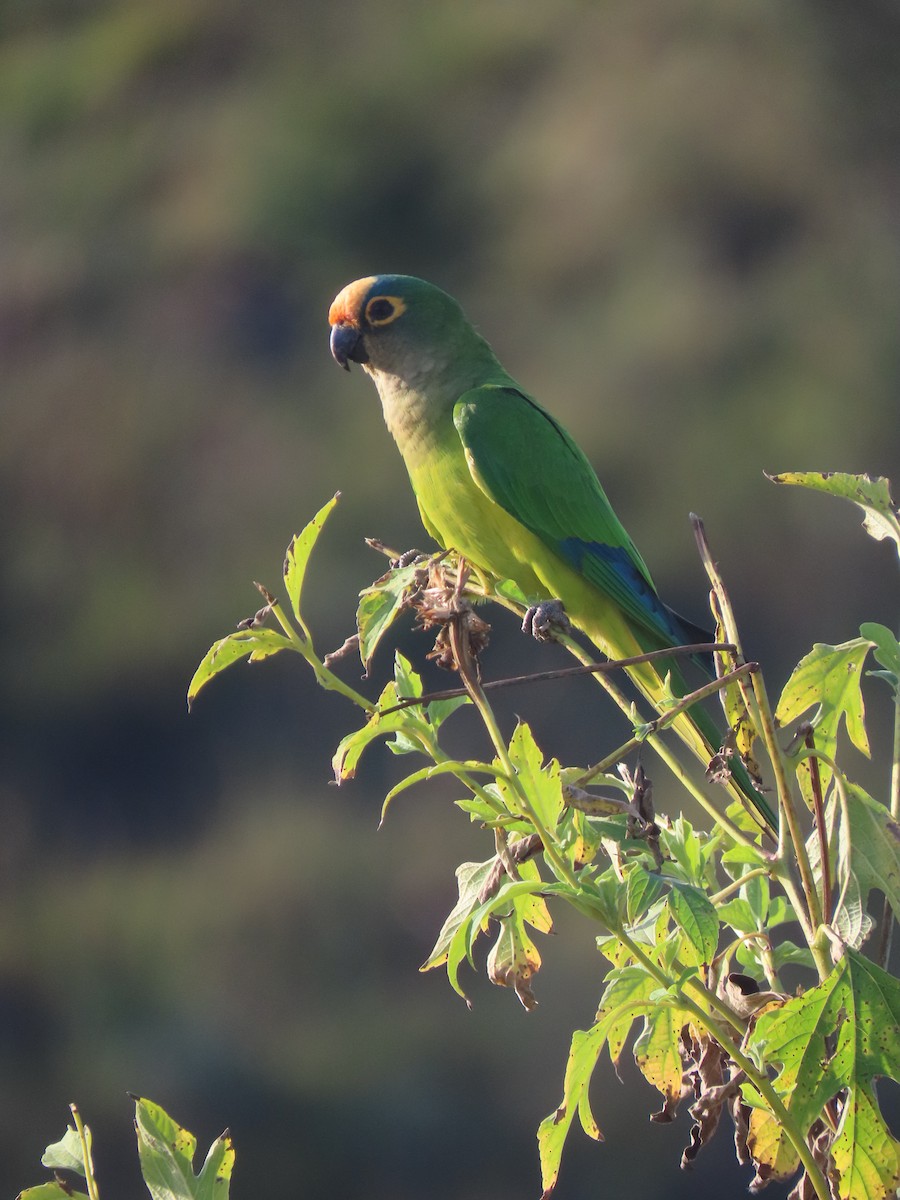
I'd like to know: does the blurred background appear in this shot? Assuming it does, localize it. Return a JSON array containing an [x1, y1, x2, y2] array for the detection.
[[2, 1, 898, 1196]]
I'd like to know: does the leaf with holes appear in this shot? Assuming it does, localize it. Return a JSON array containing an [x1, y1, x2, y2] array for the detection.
[[747, 950, 900, 1199], [767, 472, 900, 558]]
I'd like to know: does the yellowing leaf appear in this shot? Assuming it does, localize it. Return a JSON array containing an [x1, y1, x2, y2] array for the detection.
[[747, 951, 900, 1199], [503, 722, 564, 830], [633, 1001, 692, 1107], [537, 1020, 613, 1197], [187, 628, 294, 709], [356, 563, 418, 671], [487, 905, 542, 1010], [283, 493, 340, 621], [768, 472, 900, 559], [135, 1096, 234, 1200], [775, 638, 874, 802]]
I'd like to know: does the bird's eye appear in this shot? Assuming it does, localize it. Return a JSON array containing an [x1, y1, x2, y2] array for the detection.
[[365, 295, 406, 327]]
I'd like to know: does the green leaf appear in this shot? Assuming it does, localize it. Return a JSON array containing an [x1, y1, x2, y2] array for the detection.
[[383, 758, 501, 824], [748, 951, 900, 1198], [426, 694, 470, 728], [860, 622, 900, 696], [658, 817, 711, 887], [187, 628, 294, 709], [537, 1017, 617, 1195], [135, 1096, 234, 1200], [41, 1127, 86, 1175], [503, 722, 564, 831], [667, 883, 719, 966], [332, 682, 424, 781], [356, 564, 419, 671], [393, 652, 422, 698], [718, 897, 759, 934], [767, 471, 900, 558], [834, 783, 900, 940], [420, 859, 495, 975], [597, 964, 658, 1062], [493, 577, 530, 608], [769, 941, 816, 972], [632, 996, 694, 1108], [776, 637, 874, 802], [283, 493, 340, 622], [18, 1187, 89, 1200], [625, 867, 665, 925]]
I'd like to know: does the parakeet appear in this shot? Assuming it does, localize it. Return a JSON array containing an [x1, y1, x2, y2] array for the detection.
[[329, 274, 774, 830]]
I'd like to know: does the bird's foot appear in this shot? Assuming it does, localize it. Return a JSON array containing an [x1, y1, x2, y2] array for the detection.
[[522, 598, 571, 642], [392, 548, 429, 569]]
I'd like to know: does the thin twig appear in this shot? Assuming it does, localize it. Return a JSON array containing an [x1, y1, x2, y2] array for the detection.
[[377, 642, 738, 716], [691, 514, 826, 956], [574, 662, 759, 787]]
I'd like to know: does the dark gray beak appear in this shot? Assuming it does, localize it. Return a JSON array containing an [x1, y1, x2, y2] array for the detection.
[[330, 323, 368, 371]]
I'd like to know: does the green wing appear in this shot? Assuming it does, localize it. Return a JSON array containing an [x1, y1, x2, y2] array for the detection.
[[453, 385, 705, 650]]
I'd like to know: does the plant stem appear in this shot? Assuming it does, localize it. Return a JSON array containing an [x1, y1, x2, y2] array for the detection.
[[574, 662, 758, 783], [614, 934, 830, 1200], [447, 614, 579, 891], [558, 634, 762, 851], [71, 1104, 100, 1200], [880, 654, 900, 968], [709, 866, 771, 906], [267, 597, 376, 712], [691, 517, 826, 960]]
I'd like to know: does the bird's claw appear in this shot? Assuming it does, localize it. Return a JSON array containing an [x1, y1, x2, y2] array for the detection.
[[522, 599, 571, 642], [392, 549, 428, 569]]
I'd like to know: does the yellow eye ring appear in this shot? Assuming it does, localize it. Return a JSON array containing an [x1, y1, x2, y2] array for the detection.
[[365, 295, 406, 327]]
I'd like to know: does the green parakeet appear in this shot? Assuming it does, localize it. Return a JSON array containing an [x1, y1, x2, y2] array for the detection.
[[329, 274, 774, 830]]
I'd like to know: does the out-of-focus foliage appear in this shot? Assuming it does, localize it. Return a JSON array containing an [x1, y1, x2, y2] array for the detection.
[[2, 1, 898, 1197]]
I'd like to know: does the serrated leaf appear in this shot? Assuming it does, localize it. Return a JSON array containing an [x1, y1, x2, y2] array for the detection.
[[41, 1126, 86, 1175], [658, 817, 710, 887], [420, 859, 495, 976], [502, 722, 563, 830], [356, 563, 419, 671], [538, 1018, 615, 1196], [667, 883, 719, 966], [332, 682, 422, 781], [486, 904, 543, 1010], [135, 1097, 234, 1200], [776, 638, 874, 803], [747, 950, 900, 1198], [187, 628, 294, 708], [597, 964, 658, 1062], [632, 998, 693, 1107], [768, 471, 900, 558], [283, 494, 340, 621]]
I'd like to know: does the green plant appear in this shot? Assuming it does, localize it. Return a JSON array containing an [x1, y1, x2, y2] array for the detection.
[[17, 1099, 233, 1200], [189, 471, 900, 1200]]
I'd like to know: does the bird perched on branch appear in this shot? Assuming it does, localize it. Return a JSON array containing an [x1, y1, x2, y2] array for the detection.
[[329, 273, 774, 830]]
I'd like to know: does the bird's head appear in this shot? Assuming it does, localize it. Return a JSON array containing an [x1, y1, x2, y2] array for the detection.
[[328, 274, 472, 382]]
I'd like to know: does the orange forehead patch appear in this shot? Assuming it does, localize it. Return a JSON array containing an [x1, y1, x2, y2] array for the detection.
[[328, 276, 378, 327]]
